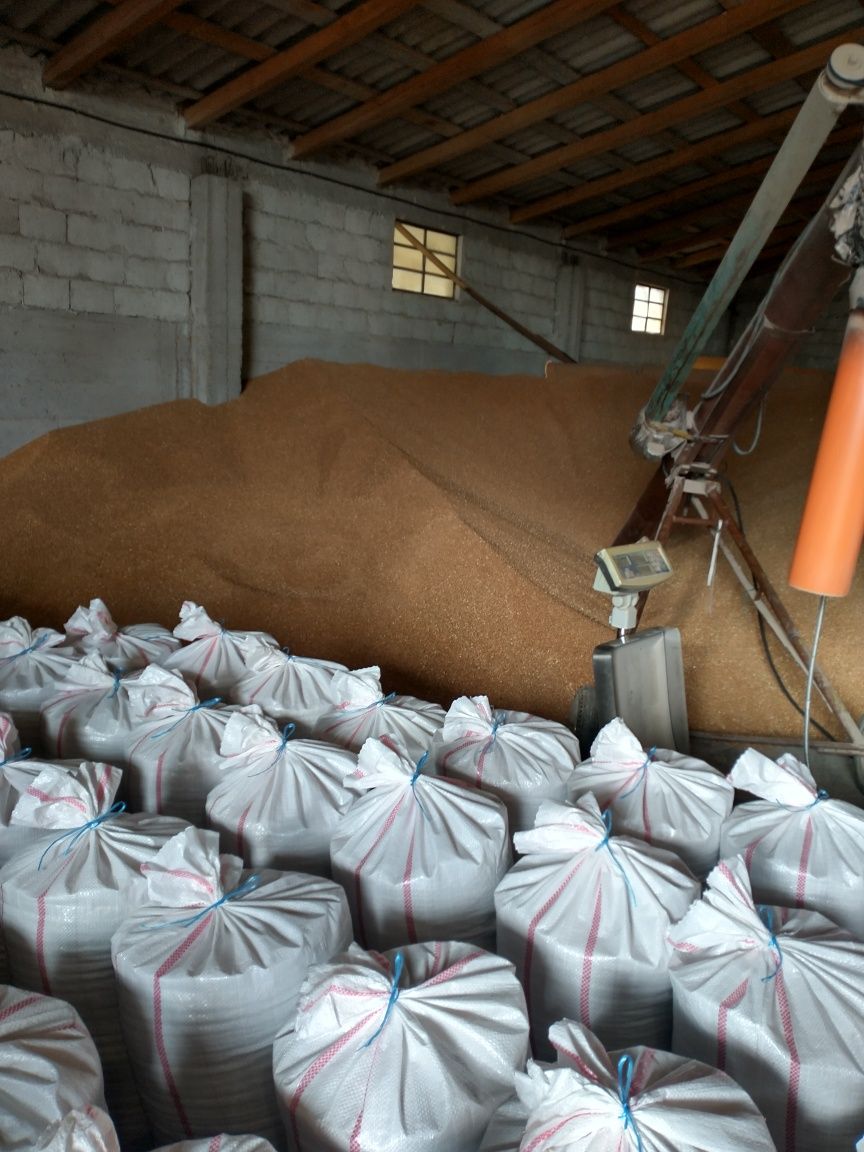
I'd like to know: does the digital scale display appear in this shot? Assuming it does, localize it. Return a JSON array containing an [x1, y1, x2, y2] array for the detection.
[[594, 541, 673, 593]]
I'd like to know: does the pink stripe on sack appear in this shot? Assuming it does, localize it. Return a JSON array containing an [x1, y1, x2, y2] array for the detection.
[[795, 820, 813, 907], [35, 855, 75, 995], [716, 977, 749, 1069], [140, 865, 216, 896], [25, 786, 88, 812], [774, 969, 800, 1152], [208, 1137, 222, 1152], [0, 994, 41, 1022], [475, 737, 496, 788], [522, 861, 585, 1032], [522, 1113, 594, 1152], [744, 832, 770, 871], [289, 1011, 380, 1150], [348, 1037, 384, 1152], [401, 825, 418, 944], [194, 636, 219, 694], [548, 1039, 598, 1081], [247, 669, 276, 704], [94, 765, 112, 810], [352, 793, 407, 947], [440, 733, 485, 777], [301, 984, 385, 1014], [716, 859, 753, 904], [579, 882, 603, 1029], [422, 950, 483, 990], [236, 801, 254, 861], [153, 916, 213, 1137], [631, 1049, 655, 1096]]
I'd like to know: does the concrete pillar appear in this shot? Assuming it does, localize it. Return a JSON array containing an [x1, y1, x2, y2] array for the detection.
[[190, 173, 243, 404]]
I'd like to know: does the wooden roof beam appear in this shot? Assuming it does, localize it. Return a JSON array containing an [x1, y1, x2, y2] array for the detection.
[[514, 108, 802, 225], [183, 0, 420, 129], [459, 29, 860, 209], [42, 0, 186, 89], [289, 0, 620, 159], [377, 0, 812, 187]]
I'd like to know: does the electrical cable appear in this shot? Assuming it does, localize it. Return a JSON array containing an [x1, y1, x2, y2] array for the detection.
[[720, 473, 835, 741], [0, 85, 706, 286], [803, 594, 828, 769], [732, 394, 766, 456]]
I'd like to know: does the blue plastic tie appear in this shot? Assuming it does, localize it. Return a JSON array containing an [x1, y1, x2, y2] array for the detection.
[[109, 670, 124, 699], [757, 905, 783, 981], [619, 746, 656, 799], [0, 746, 32, 768], [595, 810, 637, 906], [149, 696, 222, 739], [617, 1054, 644, 1151], [38, 801, 126, 870], [773, 787, 829, 813], [1, 634, 49, 663], [410, 752, 431, 822], [147, 873, 262, 930], [362, 951, 404, 1049]]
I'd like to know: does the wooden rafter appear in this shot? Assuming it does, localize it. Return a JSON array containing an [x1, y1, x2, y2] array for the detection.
[[376, 0, 812, 187], [42, 0, 186, 89], [455, 29, 861, 209], [183, 0, 421, 129], [510, 107, 802, 224], [289, 0, 620, 159]]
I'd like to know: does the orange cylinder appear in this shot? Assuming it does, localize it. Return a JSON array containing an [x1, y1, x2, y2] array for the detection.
[[789, 307, 864, 596]]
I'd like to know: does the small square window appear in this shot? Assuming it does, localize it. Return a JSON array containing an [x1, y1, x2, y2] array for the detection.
[[393, 222, 459, 299], [631, 283, 668, 334]]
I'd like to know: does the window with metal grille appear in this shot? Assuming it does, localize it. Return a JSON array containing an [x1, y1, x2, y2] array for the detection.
[[392, 222, 459, 299], [631, 283, 668, 334]]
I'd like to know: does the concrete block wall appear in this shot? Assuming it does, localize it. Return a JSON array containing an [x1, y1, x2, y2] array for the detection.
[[243, 177, 570, 378]]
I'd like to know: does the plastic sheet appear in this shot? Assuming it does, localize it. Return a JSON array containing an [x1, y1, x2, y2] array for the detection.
[[0, 986, 106, 1152], [669, 855, 864, 1152], [721, 747, 864, 938], [313, 667, 444, 759], [64, 598, 180, 670], [125, 665, 251, 823], [0, 617, 78, 750], [435, 695, 580, 834], [495, 794, 699, 1058], [480, 1019, 774, 1151], [229, 646, 348, 738], [41, 654, 141, 766], [273, 940, 530, 1152], [205, 710, 356, 874], [0, 762, 188, 1149], [330, 735, 510, 950], [163, 602, 278, 697], [111, 827, 351, 1148], [570, 718, 733, 878]]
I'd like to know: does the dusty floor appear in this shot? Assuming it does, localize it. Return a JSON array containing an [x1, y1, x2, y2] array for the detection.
[[0, 358, 857, 740]]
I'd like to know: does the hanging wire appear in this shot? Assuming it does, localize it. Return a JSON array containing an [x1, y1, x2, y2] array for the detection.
[[803, 595, 828, 770], [732, 395, 766, 456]]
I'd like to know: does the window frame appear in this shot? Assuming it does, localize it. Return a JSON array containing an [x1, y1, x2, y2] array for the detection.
[[631, 282, 669, 335], [392, 221, 460, 300]]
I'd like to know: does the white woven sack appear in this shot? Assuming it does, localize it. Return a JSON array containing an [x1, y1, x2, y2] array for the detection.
[[64, 598, 180, 670], [111, 827, 351, 1148], [495, 794, 699, 1059], [569, 718, 733, 878], [435, 695, 581, 835], [205, 711, 356, 874], [125, 665, 252, 823], [40, 653, 143, 766], [35, 1108, 279, 1152], [273, 940, 530, 1152], [313, 667, 444, 759], [0, 762, 188, 1149], [330, 735, 510, 950], [0, 617, 78, 749], [162, 601, 278, 697], [479, 1019, 774, 1152], [669, 854, 864, 1152], [0, 986, 106, 1152], [229, 646, 349, 737], [721, 747, 864, 939]]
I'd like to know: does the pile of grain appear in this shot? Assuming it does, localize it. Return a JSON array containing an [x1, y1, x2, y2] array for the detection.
[[0, 357, 856, 738]]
